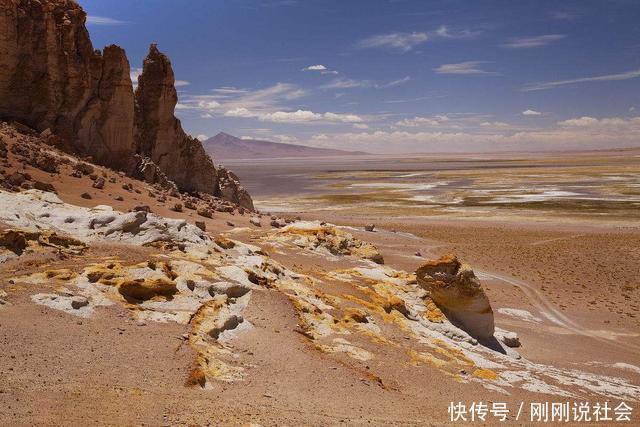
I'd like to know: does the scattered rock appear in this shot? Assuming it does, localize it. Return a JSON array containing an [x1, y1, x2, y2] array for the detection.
[[214, 236, 235, 249], [364, 224, 376, 232], [80, 192, 92, 200], [114, 195, 124, 201], [197, 207, 213, 218], [31, 152, 59, 173], [226, 221, 235, 227], [33, 181, 55, 193], [195, 221, 206, 231], [5, 172, 26, 186], [74, 163, 94, 176], [500, 332, 521, 348], [249, 217, 261, 227], [172, 203, 183, 212], [70, 296, 89, 310], [92, 177, 105, 189]]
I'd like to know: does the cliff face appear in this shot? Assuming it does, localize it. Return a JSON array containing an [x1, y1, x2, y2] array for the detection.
[[0, 0, 253, 209], [134, 44, 219, 195]]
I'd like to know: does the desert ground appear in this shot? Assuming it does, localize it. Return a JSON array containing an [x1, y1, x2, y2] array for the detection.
[[1, 128, 639, 426]]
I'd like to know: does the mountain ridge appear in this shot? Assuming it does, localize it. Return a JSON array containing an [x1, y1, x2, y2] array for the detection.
[[203, 132, 367, 160]]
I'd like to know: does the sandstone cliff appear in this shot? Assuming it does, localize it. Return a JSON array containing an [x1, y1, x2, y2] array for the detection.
[[134, 44, 219, 195], [0, 0, 253, 209]]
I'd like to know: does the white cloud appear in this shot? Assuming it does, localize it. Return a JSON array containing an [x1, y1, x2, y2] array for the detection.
[[356, 32, 429, 53], [480, 121, 510, 128], [320, 76, 410, 90], [433, 25, 481, 39], [224, 108, 364, 124], [378, 76, 411, 88], [196, 134, 208, 141], [434, 61, 496, 75], [175, 80, 190, 87], [503, 34, 565, 49], [353, 123, 369, 129], [178, 82, 307, 117], [396, 115, 450, 127], [86, 16, 130, 26], [302, 64, 339, 75], [305, 116, 640, 153], [522, 109, 542, 116], [130, 68, 142, 88], [320, 78, 372, 89], [224, 107, 256, 118], [303, 65, 327, 71], [356, 25, 479, 53], [523, 68, 640, 91]]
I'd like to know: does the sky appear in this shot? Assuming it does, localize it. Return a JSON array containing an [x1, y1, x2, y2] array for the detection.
[[80, 0, 640, 153]]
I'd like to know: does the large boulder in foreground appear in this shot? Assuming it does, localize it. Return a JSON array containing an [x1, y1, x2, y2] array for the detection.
[[416, 254, 494, 341]]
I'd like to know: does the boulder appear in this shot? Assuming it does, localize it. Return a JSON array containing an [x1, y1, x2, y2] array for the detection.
[[500, 331, 521, 348], [92, 177, 105, 189], [33, 181, 55, 192], [196, 207, 213, 219], [416, 254, 495, 341]]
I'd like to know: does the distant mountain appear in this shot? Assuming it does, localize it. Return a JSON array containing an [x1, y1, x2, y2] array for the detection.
[[202, 132, 367, 160]]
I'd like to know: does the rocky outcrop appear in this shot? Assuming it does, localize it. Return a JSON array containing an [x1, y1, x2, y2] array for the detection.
[[134, 44, 219, 196], [0, 0, 135, 168], [0, 0, 253, 209], [416, 254, 495, 341], [216, 166, 254, 211]]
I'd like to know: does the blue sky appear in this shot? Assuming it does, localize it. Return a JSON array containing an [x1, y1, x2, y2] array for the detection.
[[81, 0, 640, 153]]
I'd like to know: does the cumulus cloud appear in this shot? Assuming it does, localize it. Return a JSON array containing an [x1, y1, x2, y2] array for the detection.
[[503, 34, 565, 49], [305, 116, 640, 153], [356, 32, 429, 53], [303, 65, 327, 71], [523, 68, 640, 91], [302, 64, 339, 75], [434, 61, 496, 75], [480, 121, 510, 128], [396, 115, 450, 127], [224, 108, 364, 124], [522, 109, 542, 116]]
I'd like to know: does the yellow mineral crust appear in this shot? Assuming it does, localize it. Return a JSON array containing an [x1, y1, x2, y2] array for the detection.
[[270, 222, 384, 264], [0, 228, 86, 256]]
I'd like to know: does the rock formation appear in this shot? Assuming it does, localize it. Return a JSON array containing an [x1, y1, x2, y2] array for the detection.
[[0, 0, 253, 209], [415, 254, 495, 341], [134, 44, 217, 195]]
